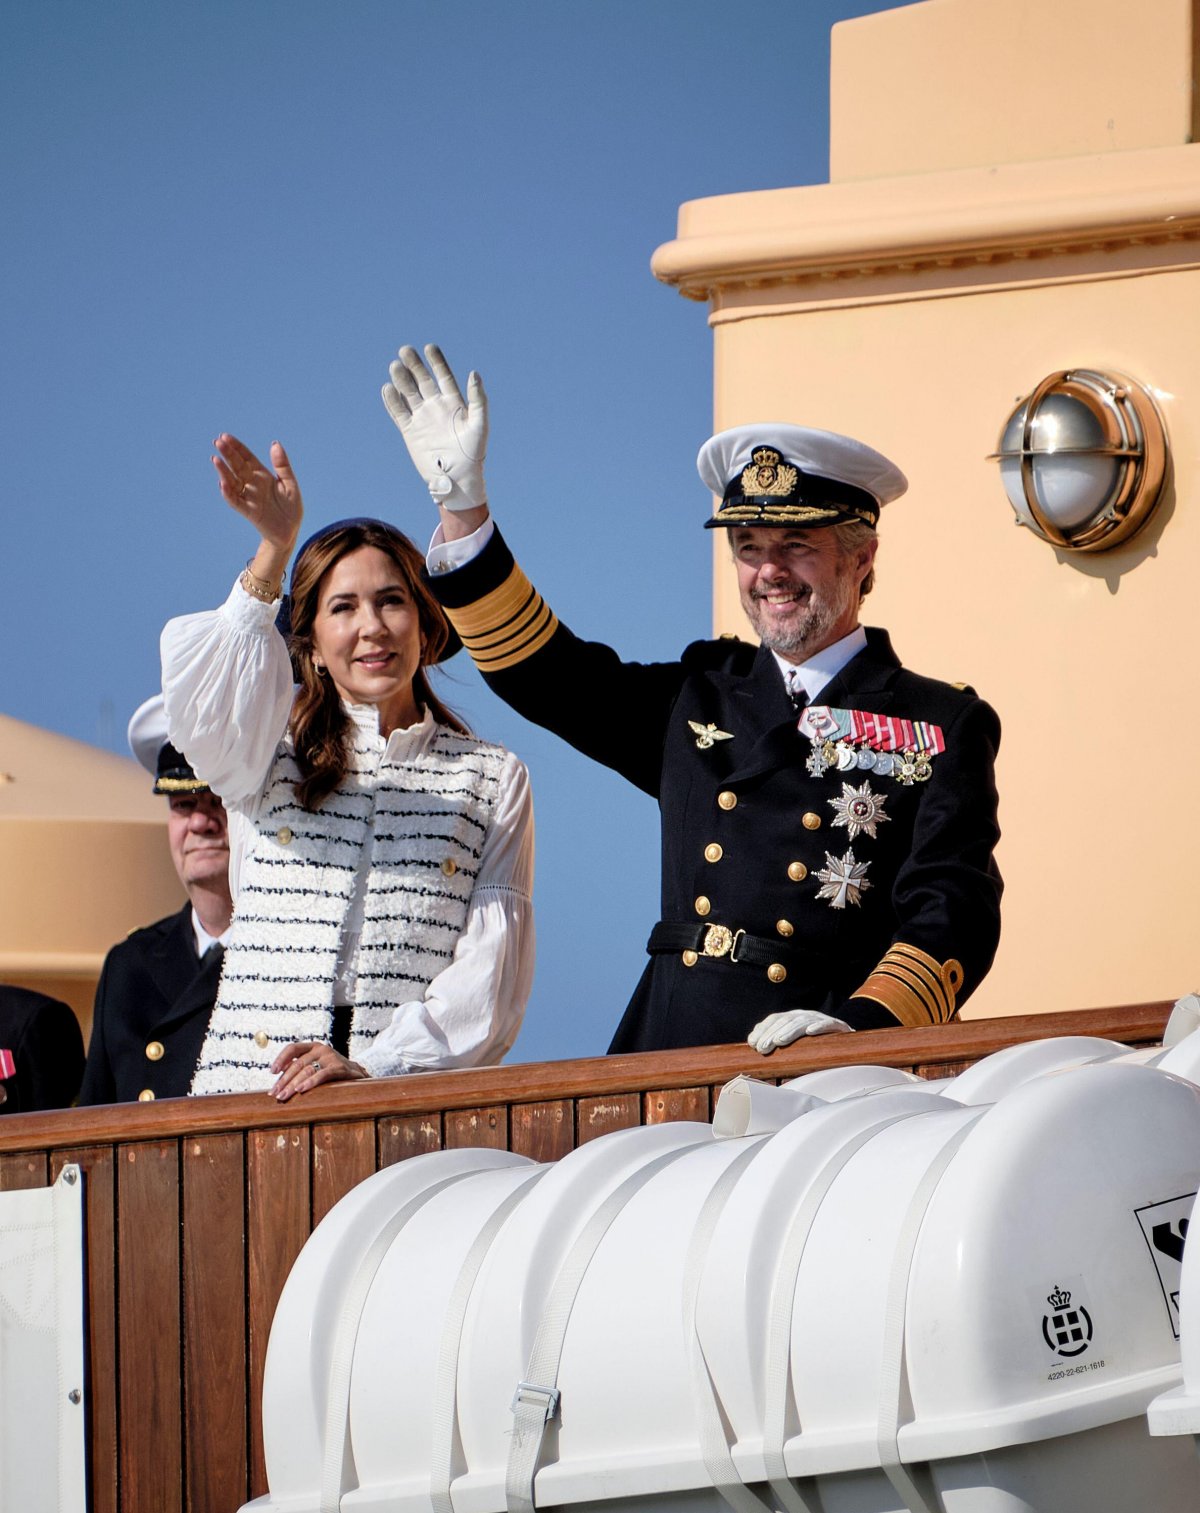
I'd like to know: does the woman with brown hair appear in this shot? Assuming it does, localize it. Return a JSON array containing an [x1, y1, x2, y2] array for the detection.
[[160, 435, 534, 1099]]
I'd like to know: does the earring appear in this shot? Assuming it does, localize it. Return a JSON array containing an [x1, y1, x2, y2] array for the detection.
[[313, 658, 325, 673]]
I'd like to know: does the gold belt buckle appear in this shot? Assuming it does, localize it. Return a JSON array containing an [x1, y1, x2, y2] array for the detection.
[[701, 925, 745, 961]]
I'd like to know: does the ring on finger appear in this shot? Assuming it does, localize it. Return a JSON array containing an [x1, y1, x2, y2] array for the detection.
[[310, 1058, 322, 1070]]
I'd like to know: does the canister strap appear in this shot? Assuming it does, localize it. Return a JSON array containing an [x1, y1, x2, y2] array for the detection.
[[876, 1108, 987, 1513], [682, 1137, 776, 1513], [505, 1142, 698, 1513], [320, 1169, 484, 1513], [761, 1107, 929, 1513], [429, 1167, 550, 1513]]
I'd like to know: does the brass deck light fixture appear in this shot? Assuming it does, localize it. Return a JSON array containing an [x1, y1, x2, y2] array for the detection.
[[991, 369, 1167, 552]]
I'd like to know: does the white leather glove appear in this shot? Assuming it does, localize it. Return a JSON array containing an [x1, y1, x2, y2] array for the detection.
[[382, 344, 488, 513], [747, 1009, 853, 1054]]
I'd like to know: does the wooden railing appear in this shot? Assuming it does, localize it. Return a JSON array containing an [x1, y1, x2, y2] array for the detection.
[[0, 1002, 1171, 1513]]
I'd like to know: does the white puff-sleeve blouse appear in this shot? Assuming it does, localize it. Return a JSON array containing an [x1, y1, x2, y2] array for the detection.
[[160, 579, 534, 1076]]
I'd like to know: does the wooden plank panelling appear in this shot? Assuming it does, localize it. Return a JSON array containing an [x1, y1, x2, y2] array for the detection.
[[0, 1150, 49, 1188], [576, 1093, 641, 1144], [915, 1059, 973, 1081], [312, 1119, 376, 1226], [117, 1140, 182, 1513], [0, 1003, 1175, 1156], [445, 1105, 508, 1150], [511, 1100, 573, 1162], [52, 1146, 117, 1513], [182, 1133, 247, 1513], [378, 1112, 442, 1167], [247, 1126, 310, 1498], [644, 1086, 710, 1125], [0, 1001, 1176, 1513]]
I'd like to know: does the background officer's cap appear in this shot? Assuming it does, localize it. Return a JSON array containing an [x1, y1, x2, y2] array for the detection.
[[127, 695, 210, 796], [698, 423, 907, 530]]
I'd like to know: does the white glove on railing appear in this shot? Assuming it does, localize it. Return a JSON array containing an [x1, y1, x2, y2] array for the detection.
[[382, 344, 488, 513], [747, 1009, 853, 1054]]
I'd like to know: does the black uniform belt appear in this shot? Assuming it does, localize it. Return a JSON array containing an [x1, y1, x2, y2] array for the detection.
[[647, 921, 813, 970]]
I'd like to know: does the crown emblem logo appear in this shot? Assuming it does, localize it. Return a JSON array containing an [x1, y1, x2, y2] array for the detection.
[[1047, 1285, 1072, 1310], [740, 447, 798, 498]]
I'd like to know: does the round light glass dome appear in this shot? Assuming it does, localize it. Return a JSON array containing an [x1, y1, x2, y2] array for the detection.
[[992, 370, 1167, 552]]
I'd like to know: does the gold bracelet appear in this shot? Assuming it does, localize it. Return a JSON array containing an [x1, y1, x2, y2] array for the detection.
[[240, 560, 282, 603]]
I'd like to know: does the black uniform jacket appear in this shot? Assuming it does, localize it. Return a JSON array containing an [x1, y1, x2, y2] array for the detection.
[[432, 528, 1002, 1052], [0, 986, 85, 1114], [78, 904, 223, 1104]]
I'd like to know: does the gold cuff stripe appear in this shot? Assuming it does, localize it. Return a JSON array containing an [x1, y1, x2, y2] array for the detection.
[[854, 946, 964, 1029], [460, 589, 550, 657], [443, 564, 560, 673], [467, 601, 559, 672]]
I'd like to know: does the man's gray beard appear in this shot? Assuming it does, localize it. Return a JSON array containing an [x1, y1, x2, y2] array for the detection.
[[743, 579, 856, 658]]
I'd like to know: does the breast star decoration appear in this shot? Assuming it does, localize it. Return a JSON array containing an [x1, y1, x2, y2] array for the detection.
[[815, 849, 872, 909], [829, 780, 890, 841]]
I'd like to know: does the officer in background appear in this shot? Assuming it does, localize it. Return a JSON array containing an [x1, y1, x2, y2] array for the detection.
[[78, 697, 233, 1103], [381, 345, 1003, 1056], [0, 986, 84, 1113]]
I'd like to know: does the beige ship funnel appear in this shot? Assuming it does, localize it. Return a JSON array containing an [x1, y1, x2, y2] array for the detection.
[[0, 714, 183, 1040]]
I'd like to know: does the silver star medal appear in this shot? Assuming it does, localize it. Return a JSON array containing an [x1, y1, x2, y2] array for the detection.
[[829, 780, 890, 840], [688, 720, 734, 751], [815, 848, 871, 909]]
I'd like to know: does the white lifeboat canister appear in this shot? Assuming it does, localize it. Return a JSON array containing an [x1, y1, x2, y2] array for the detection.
[[244, 1043, 1200, 1513]]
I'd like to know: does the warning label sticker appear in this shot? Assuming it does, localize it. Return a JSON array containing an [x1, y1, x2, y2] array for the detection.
[[1134, 1191, 1196, 1339]]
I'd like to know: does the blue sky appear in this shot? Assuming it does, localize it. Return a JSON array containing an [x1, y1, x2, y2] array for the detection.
[[2, 0, 899, 1064]]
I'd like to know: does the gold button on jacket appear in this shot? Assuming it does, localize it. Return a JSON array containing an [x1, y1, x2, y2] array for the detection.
[[802, 812, 821, 831], [145, 1040, 165, 1062], [254, 1030, 270, 1049], [704, 843, 723, 863], [717, 790, 737, 811], [277, 826, 293, 845], [694, 896, 711, 917], [138, 1089, 155, 1102], [787, 861, 808, 882]]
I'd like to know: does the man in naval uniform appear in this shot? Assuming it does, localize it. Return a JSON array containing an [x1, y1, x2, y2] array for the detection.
[[382, 345, 1002, 1054], [78, 697, 233, 1103], [0, 987, 84, 1113]]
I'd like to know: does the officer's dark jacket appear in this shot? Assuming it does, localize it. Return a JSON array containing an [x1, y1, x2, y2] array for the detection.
[[78, 904, 223, 1104], [431, 528, 1002, 1052], [0, 986, 84, 1113]]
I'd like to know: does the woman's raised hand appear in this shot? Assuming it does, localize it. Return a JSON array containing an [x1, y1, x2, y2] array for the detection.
[[212, 434, 303, 552]]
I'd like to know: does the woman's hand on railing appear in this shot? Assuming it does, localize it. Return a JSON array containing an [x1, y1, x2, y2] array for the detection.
[[268, 1041, 370, 1102]]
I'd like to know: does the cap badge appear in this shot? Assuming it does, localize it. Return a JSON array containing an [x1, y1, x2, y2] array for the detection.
[[740, 447, 797, 498], [688, 720, 734, 751]]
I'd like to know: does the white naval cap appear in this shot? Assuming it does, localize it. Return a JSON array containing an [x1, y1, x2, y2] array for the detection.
[[127, 695, 209, 794], [698, 423, 908, 530]]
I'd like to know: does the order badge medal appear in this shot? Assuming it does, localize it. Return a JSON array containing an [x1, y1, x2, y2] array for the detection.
[[815, 849, 871, 909]]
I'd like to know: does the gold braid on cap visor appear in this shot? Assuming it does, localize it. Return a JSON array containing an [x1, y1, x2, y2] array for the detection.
[[853, 944, 965, 1027], [442, 562, 559, 673]]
